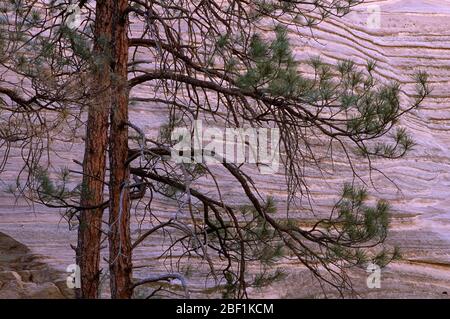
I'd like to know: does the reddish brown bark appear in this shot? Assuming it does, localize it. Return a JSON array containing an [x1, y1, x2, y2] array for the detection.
[[76, 0, 113, 299], [108, 0, 133, 299]]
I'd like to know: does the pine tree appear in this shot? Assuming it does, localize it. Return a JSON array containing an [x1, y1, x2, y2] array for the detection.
[[0, 0, 429, 298]]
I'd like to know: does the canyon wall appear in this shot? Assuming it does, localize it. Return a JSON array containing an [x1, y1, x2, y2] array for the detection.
[[0, 0, 449, 298]]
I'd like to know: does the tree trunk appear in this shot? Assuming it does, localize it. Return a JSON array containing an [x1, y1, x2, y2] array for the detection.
[[108, 0, 132, 299], [76, 0, 113, 299]]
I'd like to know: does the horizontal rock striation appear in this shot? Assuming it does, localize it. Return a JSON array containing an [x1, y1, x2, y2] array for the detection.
[[0, 0, 449, 298]]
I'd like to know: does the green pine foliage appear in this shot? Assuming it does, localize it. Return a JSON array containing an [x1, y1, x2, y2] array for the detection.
[[33, 166, 73, 203], [237, 25, 303, 98], [318, 183, 401, 268], [234, 24, 429, 161]]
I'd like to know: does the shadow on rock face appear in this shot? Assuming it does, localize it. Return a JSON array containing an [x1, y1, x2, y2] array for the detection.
[[0, 232, 74, 299]]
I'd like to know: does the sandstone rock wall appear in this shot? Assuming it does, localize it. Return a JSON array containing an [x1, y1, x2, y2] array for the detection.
[[0, 0, 449, 298]]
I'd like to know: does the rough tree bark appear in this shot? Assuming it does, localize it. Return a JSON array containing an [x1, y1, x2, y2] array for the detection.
[[108, 0, 133, 299], [76, 0, 113, 299]]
